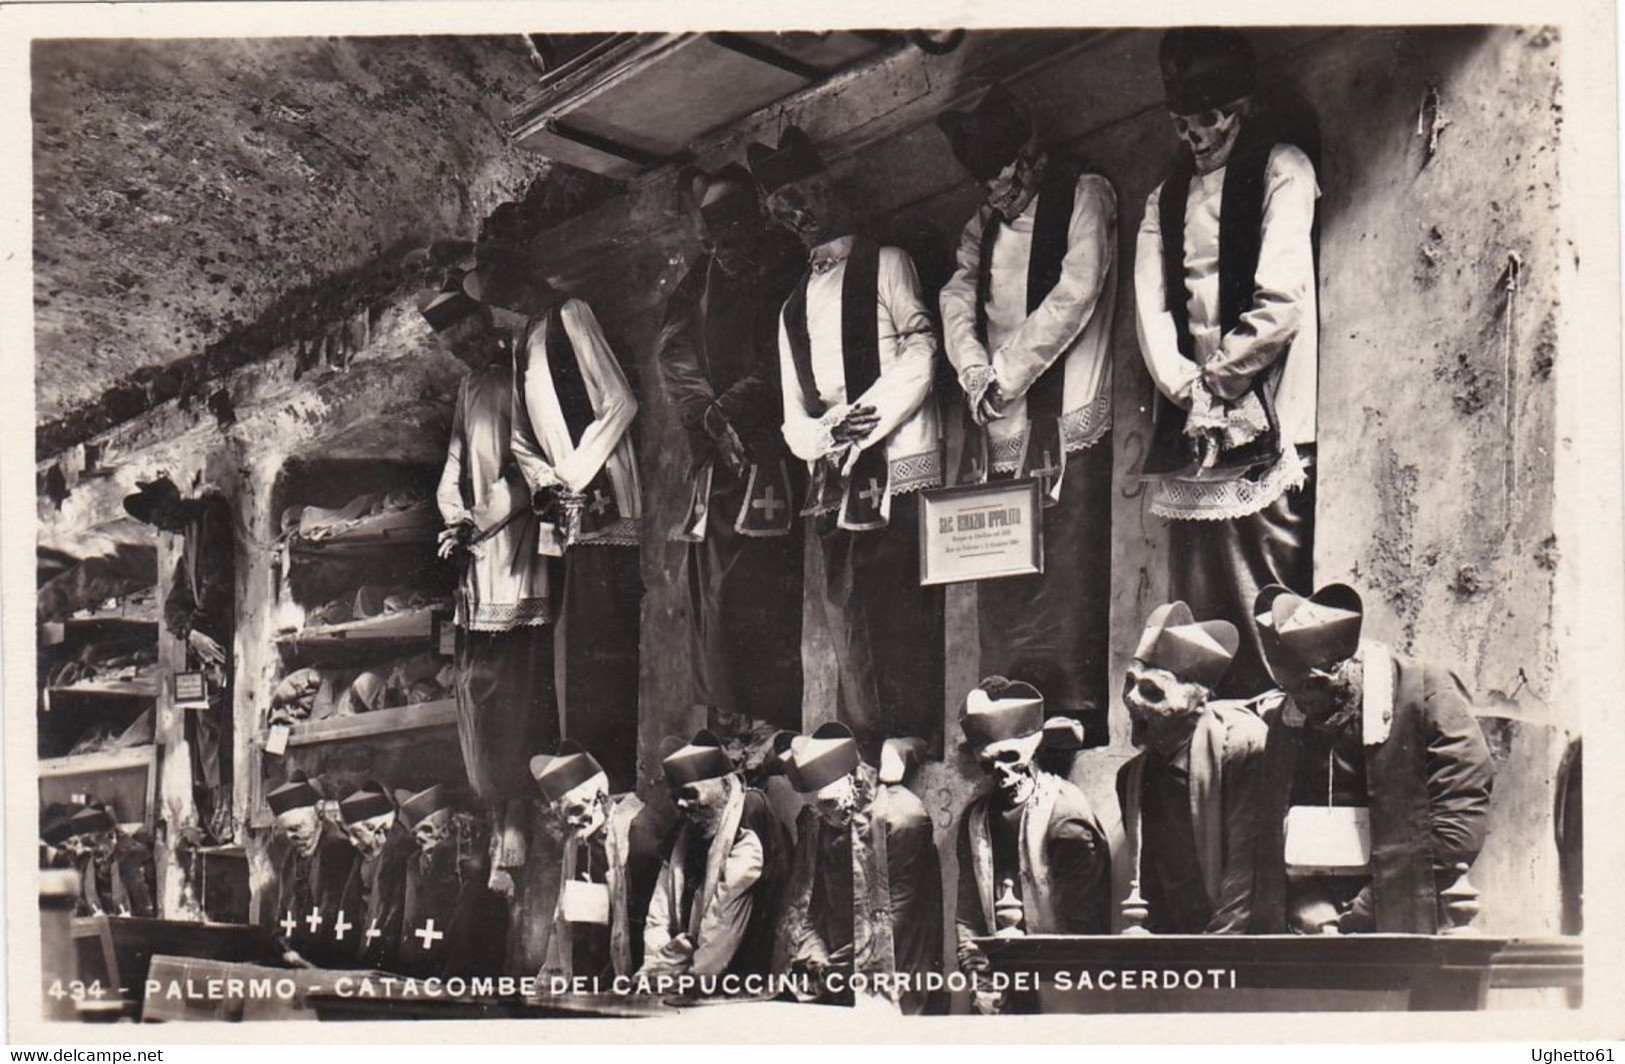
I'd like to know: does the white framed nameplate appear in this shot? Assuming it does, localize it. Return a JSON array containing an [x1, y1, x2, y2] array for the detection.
[[918, 478, 1044, 586], [173, 671, 210, 709]]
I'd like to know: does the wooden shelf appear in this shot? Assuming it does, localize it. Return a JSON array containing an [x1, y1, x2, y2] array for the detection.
[[275, 605, 438, 650], [43, 616, 159, 648], [263, 698, 458, 749], [68, 602, 160, 625], [45, 678, 159, 701], [285, 506, 440, 558], [39, 745, 156, 779]]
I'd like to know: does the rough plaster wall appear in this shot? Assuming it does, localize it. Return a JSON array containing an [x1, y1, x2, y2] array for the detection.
[[1294, 26, 1565, 936], [32, 36, 551, 426]]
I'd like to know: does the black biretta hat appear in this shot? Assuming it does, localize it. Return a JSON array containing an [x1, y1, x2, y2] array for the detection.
[[122, 474, 182, 525], [1159, 28, 1259, 114], [745, 127, 825, 195], [936, 84, 1034, 183], [418, 270, 481, 332]]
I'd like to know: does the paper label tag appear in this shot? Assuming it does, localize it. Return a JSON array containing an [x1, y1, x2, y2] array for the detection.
[[264, 725, 291, 757], [173, 672, 209, 708], [560, 879, 610, 925], [435, 615, 457, 658], [1284, 805, 1372, 875]]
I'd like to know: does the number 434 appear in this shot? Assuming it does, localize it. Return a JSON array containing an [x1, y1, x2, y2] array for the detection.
[[46, 979, 106, 1000]]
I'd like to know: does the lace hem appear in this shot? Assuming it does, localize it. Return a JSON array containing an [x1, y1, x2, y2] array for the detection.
[[989, 395, 1113, 473], [460, 598, 552, 632], [576, 517, 640, 547], [1149, 443, 1308, 521], [889, 448, 943, 494]]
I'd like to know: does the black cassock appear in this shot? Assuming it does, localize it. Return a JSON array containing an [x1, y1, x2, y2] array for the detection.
[[77, 836, 157, 918], [265, 823, 358, 969], [397, 837, 509, 978], [658, 247, 805, 732], [162, 492, 236, 837], [337, 823, 414, 970]]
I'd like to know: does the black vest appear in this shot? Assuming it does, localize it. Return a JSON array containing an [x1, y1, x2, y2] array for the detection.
[[1142, 143, 1291, 479], [963, 160, 1087, 496], [518, 301, 622, 528], [782, 238, 893, 530], [974, 158, 1083, 424]]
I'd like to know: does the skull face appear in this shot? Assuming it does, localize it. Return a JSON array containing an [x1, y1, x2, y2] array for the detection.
[[763, 173, 846, 249], [811, 774, 862, 828], [60, 833, 96, 860], [434, 310, 504, 371], [672, 777, 731, 837], [275, 806, 322, 856], [984, 145, 1046, 222], [411, 808, 453, 857], [344, 812, 395, 857], [1171, 99, 1248, 174], [555, 773, 611, 838], [1124, 661, 1211, 757], [976, 733, 1044, 809], [1284, 655, 1363, 724]]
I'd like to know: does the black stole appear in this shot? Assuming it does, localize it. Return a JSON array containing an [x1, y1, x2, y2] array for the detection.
[[967, 160, 1081, 499], [1143, 143, 1286, 479], [783, 238, 891, 530], [520, 302, 621, 532], [703, 254, 795, 537]]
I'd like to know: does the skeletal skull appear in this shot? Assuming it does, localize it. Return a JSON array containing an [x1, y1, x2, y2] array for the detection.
[[763, 172, 846, 249], [555, 772, 611, 839], [1170, 98, 1248, 175], [672, 776, 732, 837], [275, 806, 322, 857], [1124, 660, 1211, 758], [433, 310, 505, 371], [811, 773, 864, 828], [411, 807, 454, 857], [1284, 655, 1364, 726], [345, 811, 396, 857], [59, 834, 95, 860], [976, 732, 1045, 810], [984, 144, 1046, 222]]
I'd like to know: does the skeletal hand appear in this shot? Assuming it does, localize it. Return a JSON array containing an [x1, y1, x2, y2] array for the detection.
[[437, 522, 474, 559], [974, 381, 1007, 426], [714, 420, 748, 478], [188, 629, 226, 667], [831, 404, 880, 443]]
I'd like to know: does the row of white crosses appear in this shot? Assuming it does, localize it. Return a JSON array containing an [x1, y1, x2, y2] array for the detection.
[[281, 909, 443, 948]]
